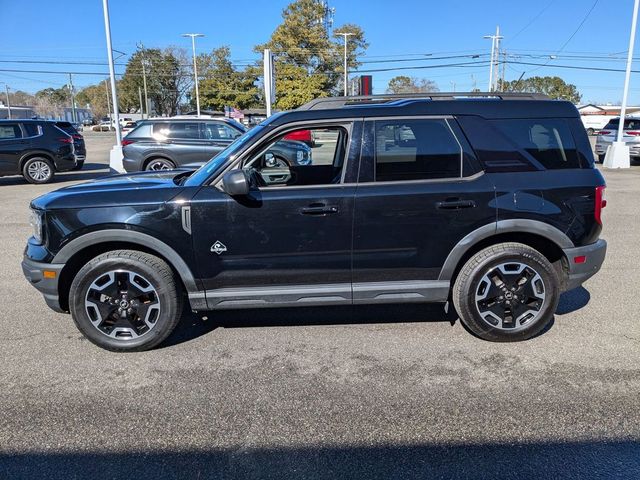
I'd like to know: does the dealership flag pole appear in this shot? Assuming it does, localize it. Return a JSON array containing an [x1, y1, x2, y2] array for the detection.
[[102, 0, 124, 172], [604, 0, 638, 169]]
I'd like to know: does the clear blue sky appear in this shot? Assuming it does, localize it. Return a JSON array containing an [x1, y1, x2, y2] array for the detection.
[[1, 0, 638, 104]]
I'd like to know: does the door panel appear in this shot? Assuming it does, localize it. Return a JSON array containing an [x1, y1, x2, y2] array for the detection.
[[190, 185, 355, 299], [0, 123, 26, 175]]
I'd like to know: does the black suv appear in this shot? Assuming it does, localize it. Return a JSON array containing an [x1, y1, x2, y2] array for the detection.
[[122, 117, 312, 172], [22, 93, 607, 351], [0, 119, 80, 183]]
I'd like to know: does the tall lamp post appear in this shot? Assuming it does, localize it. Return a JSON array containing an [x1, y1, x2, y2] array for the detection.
[[182, 33, 204, 116], [604, 0, 639, 169], [338, 32, 354, 96]]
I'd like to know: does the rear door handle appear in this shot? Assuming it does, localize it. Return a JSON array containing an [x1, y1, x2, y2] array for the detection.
[[436, 199, 476, 210], [301, 204, 339, 215]]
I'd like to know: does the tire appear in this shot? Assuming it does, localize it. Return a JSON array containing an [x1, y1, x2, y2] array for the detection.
[[452, 242, 559, 342], [71, 160, 84, 171], [69, 250, 183, 352], [22, 157, 54, 184], [145, 158, 175, 171], [598, 154, 605, 163]]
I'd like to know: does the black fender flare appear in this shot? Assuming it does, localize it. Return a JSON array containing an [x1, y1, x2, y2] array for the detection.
[[438, 219, 574, 282], [52, 230, 199, 294]]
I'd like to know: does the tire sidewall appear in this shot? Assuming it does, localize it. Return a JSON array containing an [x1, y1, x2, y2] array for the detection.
[[145, 158, 175, 171], [69, 256, 179, 351], [23, 157, 54, 184], [457, 247, 559, 341]]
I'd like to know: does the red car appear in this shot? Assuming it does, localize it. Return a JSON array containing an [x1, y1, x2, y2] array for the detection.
[[283, 129, 314, 147]]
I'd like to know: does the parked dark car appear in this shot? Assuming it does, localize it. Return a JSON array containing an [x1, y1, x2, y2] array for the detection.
[[22, 93, 607, 351], [0, 119, 78, 183], [54, 121, 86, 170], [122, 117, 311, 172]]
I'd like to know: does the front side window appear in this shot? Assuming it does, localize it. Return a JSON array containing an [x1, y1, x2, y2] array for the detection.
[[492, 118, 580, 169], [202, 122, 241, 140], [242, 126, 347, 187], [374, 119, 462, 181], [0, 124, 21, 140]]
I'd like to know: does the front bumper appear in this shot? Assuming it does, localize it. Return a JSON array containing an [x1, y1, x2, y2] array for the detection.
[[21, 256, 66, 313], [562, 239, 607, 291]]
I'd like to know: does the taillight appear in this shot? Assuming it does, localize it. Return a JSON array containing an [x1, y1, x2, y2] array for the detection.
[[597, 130, 611, 135], [595, 185, 607, 225], [627, 131, 640, 136], [57, 137, 73, 144], [72, 134, 83, 140], [121, 138, 136, 146]]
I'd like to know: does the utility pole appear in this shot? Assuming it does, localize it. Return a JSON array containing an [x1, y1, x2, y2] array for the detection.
[[483, 26, 503, 92], [68, 73, 77, 123], [338, 32, 354, 96], [182, 33, 204, 116], [137, 42, 150, 119], [104, 78, 111, 122], [138, 86, 143, 120], [500, 50, 507, 91], [102, 0, 122, 147], [3, 84, 11, 119]]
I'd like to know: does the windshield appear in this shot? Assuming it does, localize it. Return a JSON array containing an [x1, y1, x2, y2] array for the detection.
[[603, 118, 640, 130], [184, 125, 266, 186]]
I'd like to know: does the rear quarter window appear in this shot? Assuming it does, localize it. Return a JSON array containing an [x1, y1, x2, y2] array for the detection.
[[492, 118, 582, 169], [128, 123, 154, 138], [55, 122, 78, 135]]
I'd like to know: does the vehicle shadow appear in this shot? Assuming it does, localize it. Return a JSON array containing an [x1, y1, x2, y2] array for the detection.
[[0, 163, 110, 186], [164, 287, 592, 348], [162, 302, 457, 348], [1, 439, 638, 480]]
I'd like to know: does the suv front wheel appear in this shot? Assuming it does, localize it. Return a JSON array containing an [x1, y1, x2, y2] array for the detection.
[[23, 157, 54, 184], [69, 250, 183, 351], [453, 243, 560, 342]]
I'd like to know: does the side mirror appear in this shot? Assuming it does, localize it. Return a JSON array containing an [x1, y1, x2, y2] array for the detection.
[[222, 169, 250, 196]]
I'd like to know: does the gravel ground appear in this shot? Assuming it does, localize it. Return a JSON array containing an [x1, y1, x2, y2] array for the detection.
[[0, 132, 639, 479]]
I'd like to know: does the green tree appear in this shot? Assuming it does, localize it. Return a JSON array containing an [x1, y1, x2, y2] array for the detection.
[[76, 81, 110, 119], [499, 76, 581, 103], [197, 46, 260, 111], [386, 76, 439, 94], [118, 47, 191, 116], [255, 0, 368, 109]]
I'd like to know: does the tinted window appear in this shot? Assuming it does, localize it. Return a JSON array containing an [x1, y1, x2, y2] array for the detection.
[[492, 119, 580, 169], [202, 122, 241, 140], [0, 124, 21, 139], [55, 122, 78, 135], [374, 119, 461, 181], [603, 118, 640, 130], [162, 122, 200, 139], [128, 123, 153, 138], [23, 123, 41, 137]]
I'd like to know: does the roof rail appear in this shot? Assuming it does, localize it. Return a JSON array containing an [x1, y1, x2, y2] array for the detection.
[[297, 92, 550, 110]]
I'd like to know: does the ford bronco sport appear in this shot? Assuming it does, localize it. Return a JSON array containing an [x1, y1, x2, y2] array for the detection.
[[22, 93, 607, 351]]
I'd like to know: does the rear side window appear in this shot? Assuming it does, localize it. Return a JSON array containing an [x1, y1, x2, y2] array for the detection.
[[0, 124, 21, 139], [603, 118, 640, 130], [492, 119, 581, 169], [55, 122, 78, 135], [374, 119, 462, 181], [166, 122, 200, 139], [23, 123, 41, 137]]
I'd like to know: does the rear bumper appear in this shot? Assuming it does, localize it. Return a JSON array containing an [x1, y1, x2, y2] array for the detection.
[[562, 239, 607, 291], [21, 256, 66, 313]]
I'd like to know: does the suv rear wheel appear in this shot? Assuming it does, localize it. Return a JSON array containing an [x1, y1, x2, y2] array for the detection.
[[69, 250, 183, 352], [453, 243, 559, 342], [145, 158, 175, 171], [23, 157, 54, 184]]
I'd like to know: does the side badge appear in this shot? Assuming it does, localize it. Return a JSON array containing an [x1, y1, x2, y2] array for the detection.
[[211, 241, 227, 255]]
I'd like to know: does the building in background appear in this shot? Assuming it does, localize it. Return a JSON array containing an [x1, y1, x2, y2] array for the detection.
[[0, 102, 36, 119]]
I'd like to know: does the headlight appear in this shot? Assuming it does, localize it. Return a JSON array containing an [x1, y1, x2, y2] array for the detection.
[[29, 208, 43, 244], [296, 148, 312, 166]]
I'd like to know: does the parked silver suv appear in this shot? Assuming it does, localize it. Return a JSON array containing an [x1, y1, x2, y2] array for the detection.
[[595, 116, 640, 162]]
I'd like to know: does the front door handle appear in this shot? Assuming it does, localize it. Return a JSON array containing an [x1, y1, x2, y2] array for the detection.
[[436, 199, 477, 210], [300, 204, 339, 215]]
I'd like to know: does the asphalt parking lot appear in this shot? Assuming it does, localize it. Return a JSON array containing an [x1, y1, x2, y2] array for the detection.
[[1, 131, 640, 479]]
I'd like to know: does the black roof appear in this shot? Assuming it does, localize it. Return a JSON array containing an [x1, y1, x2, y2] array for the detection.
[[266, 93, 579, 126]]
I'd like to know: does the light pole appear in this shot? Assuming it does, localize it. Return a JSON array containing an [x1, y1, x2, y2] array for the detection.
[[604, 0, 639, 169], [102, 0, 121, 146], [182, 33, 204, 116], [136, 43, 150, 118], [483, 26, 503, 92], [338, 32, 354, 96]]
